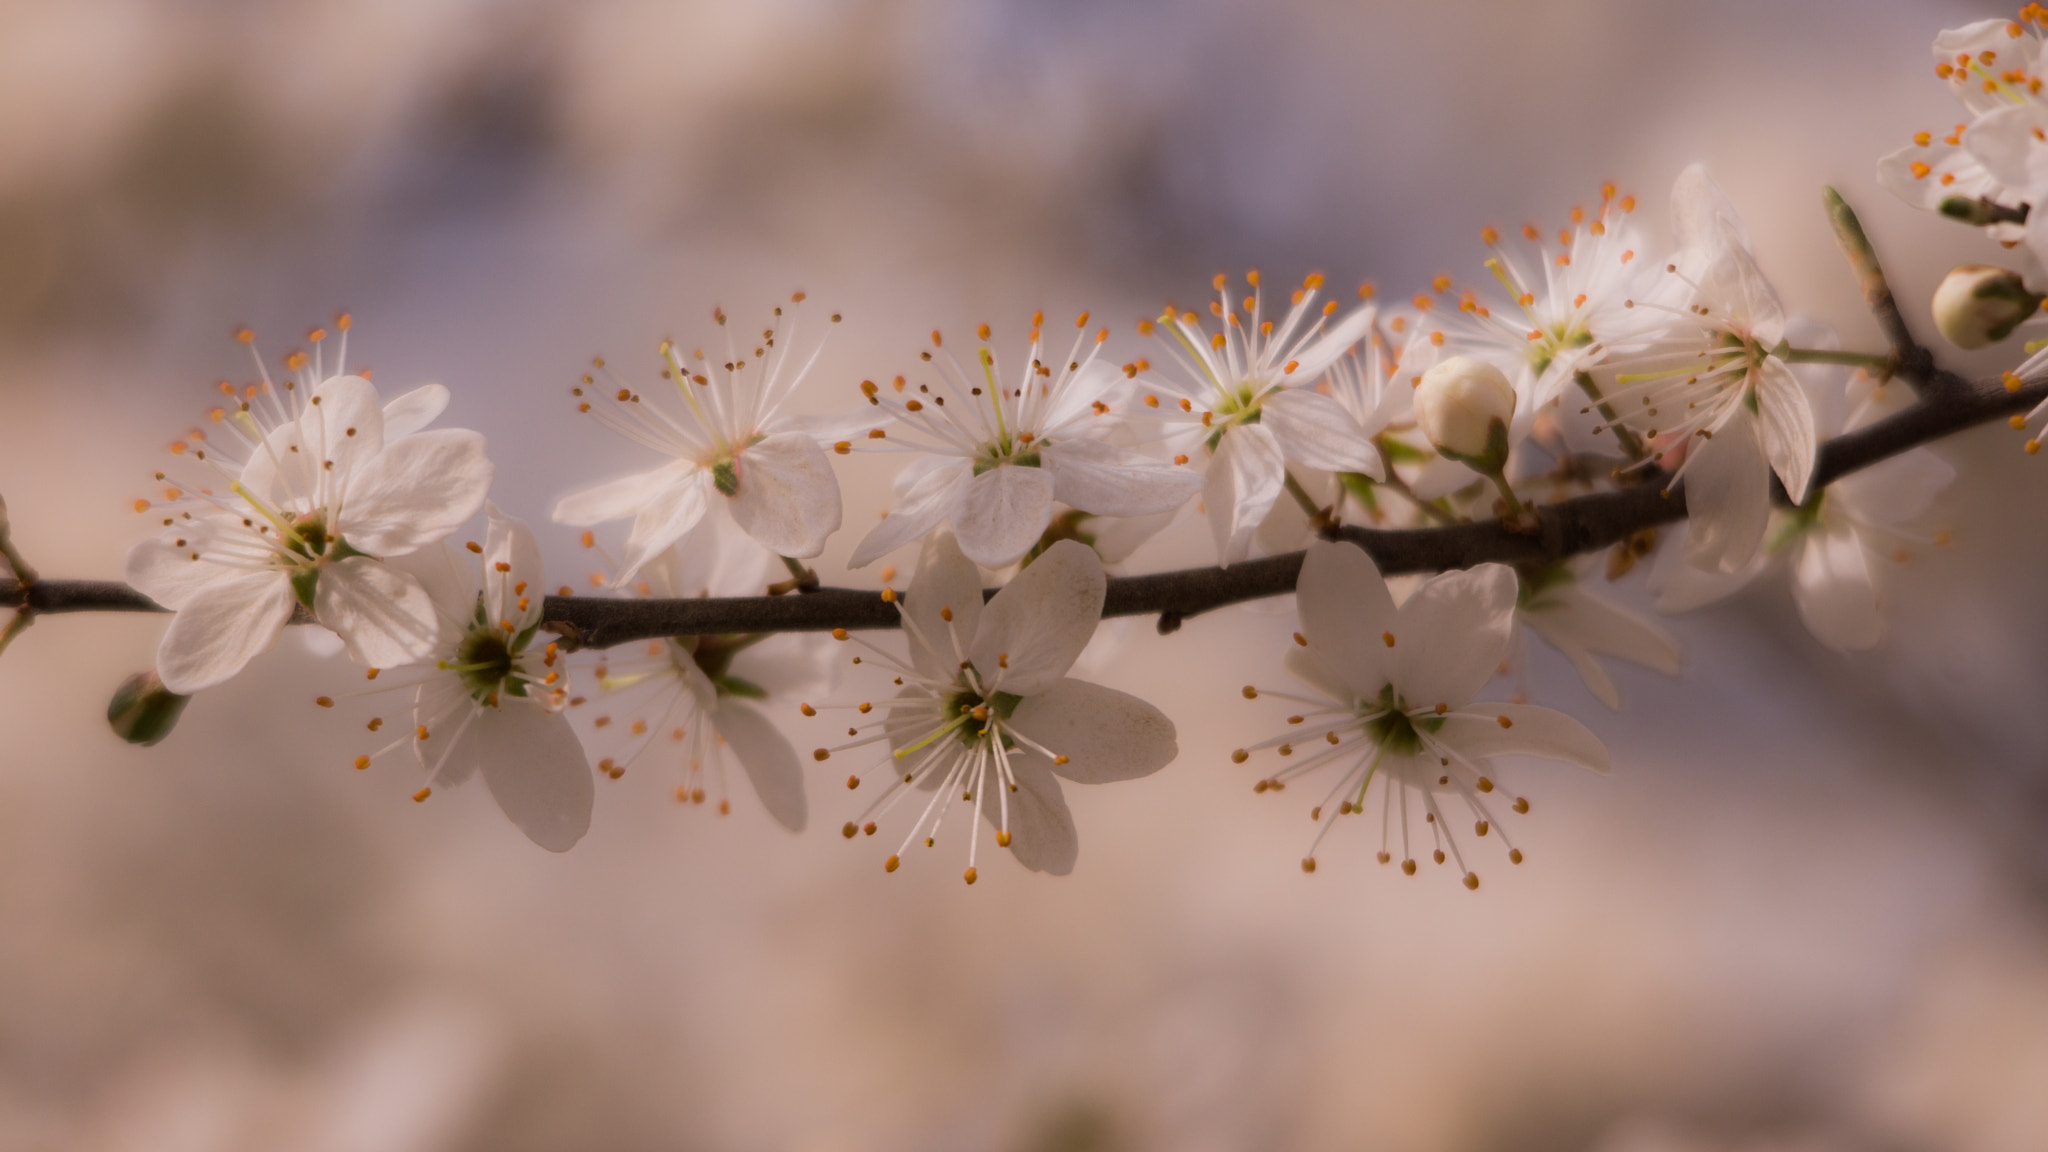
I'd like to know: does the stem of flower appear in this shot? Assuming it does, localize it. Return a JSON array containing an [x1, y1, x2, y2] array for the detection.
[[1282, 471, 1331, 529], [769, 555, 820, 596], [1572, 372, 1647, 462], [1782, 347, 1894, 371], [1368, 439, 1457, 525], [1485, 469, 1531, 529]]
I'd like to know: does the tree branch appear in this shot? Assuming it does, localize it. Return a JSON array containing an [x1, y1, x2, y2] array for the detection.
[[7, 375, 2042, 652], [1824, 186, 1939, 394]]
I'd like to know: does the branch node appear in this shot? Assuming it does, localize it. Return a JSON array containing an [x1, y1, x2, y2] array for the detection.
[[1156, 611, 1184, 635]]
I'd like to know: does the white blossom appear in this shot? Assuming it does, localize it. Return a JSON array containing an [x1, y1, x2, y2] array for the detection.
[[847, 315, 1200, 570], [357, 505, 592, 852], [553, 296, 845, 583], [1590, 165, 1818, 574], [1139, 272, 1381, 564], [1514, 559, 1681, 710], [127, 323, 492, 693], [1236, 540, 1608, 885], [578, 519, 827, 830], [812, 533, 1176, 882]]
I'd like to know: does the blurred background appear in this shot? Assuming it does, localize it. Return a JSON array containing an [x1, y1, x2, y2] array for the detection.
[[4, 0, 2048, 1148]]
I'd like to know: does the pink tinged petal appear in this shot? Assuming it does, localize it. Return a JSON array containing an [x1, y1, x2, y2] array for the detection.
[[481, 503, 546, 632], [726, 431, 842, 559], [1834, 447, 1953, 526], [1754, 359, 1817, 504], [153, 570, 296, 694], [1432, 703, 1610, 775], [1038, 359, 1125, 428], [847, 457, 972, 569], [1038, 439, 1201, 518], [1680, 406, 1772, 574], [125, 534, 229, 610], [968, 539, 1105, 697], [551, 460, 694, 527], [1007, 678, 1176, 784], [951, 464, 1057, 568], [903, 531, 984, 680], [1792, 527, 1883, 653], [1523, 589, 1681, 710], [1284, 648, 1357, 705], [1281, 303, 1375, 383], [474, 703, 595, 852], [1646, 524, 1765, 613], [979, 750, 1078, 876], [1390, 563, 1517, 711], [339, 430, 495, 558], [1203, 423, 1285, 566], [1295, 539, 1398, 699], [713, 700, 807, 832], [619, 468, 714, 585], [314, 556, 439, 670], [1087, 507, 1180, 565], [1258, 388, 1384, 477], [381, 383, 450, 440]]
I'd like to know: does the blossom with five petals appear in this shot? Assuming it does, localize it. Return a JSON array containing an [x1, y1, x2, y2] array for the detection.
[[553, 297, 845, 583], [1589, 165, 1818, 574], [813, 533, 1176, 882], [1139, 272, 1382, 563], [127, 325, 492, 693], [847, 315, 1200, 569], [1236, 540, 1608, 886]]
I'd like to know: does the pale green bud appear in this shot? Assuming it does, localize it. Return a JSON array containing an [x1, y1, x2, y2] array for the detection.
[[107, 670, 190, 747], [1415, 355, 1516, 471], [1931, 264, 2043, 349]]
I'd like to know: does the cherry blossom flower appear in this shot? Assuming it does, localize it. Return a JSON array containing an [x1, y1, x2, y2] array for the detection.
[[1236, 540, 1608, 886], [355, 505, 592, 852], [811, 533, 1176, 882], [1139, 272, 1381, 563], [553, 296, 845, 583], [577, 519, 828, 830], [1648, 377, 1954, 652], [127, 322, 492, 693], [1433, 186, 1657, 412], [847, 314, 1200, 569], [1879, 13, 2048, 245], [1589, 165, 1819, 574]]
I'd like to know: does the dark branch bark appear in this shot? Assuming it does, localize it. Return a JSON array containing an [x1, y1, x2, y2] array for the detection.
[[1824, 187, 1939, 394], [9, 373, 2043, 653]]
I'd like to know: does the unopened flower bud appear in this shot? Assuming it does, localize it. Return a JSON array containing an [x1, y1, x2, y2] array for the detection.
[[107, 670, 189, 747], [1414, 355, 1516, 470], [1931, 264, 2043, 349]]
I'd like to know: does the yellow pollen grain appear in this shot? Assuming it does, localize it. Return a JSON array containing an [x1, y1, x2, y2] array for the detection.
[[354, 756, 370, 770], [813, 748, 830, 761], [316, 696, 334, 708], [1382, 631, 1396, 647], [413, 788, 431, 803], [885, 855, 901, 873]]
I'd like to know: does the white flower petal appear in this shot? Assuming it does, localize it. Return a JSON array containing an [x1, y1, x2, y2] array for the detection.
[[1755, 358, 1817, 504], [552, 460, 694, 527], [1523, 585, 1682, 710], [314, 556, 439, 669], [381, 383, 450, 440], [1039, 439, 1201, 518], [240, 375, 387, 510], [1203, 423, 1286, 565], [1792, 526, 1883, 652], [968, 539, 1104, 697], [481, 503, 546, 632], [978, 750, 1078, 876], [1086, 506, 1180, 565], [1284, 647, 1356, 705], [125, 533, 228, 610], [714, 700, 807, 832], [1834, 448, 1953, 526], [727, 431, 842, 559], [847, 457, 972, 569], [340, 429, 494, 558], [154, 570, 296, 694], [1296, 539, 1397, 700], [1007, 678, 1176, 784], [1646, 523, 1766, 613], [1680, 406, 1772, 574], [902, 531, 984, 681], [1038, 359, 1126, 429], [620, 467, 715, 584], [1390, 563, 1517, 711], [1282, 303, 1375, 384], [475, 703, 595, 852], [951, 464, 1057, 568], [1431, 703, 1609, 775], [1260, 388, 1384, 476]]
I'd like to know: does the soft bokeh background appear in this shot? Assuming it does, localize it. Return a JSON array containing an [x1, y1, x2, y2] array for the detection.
[[4, 0, 2048, 1149]]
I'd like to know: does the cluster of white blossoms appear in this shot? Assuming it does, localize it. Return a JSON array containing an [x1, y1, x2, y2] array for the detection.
[[113, 8, 2041, 881]]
